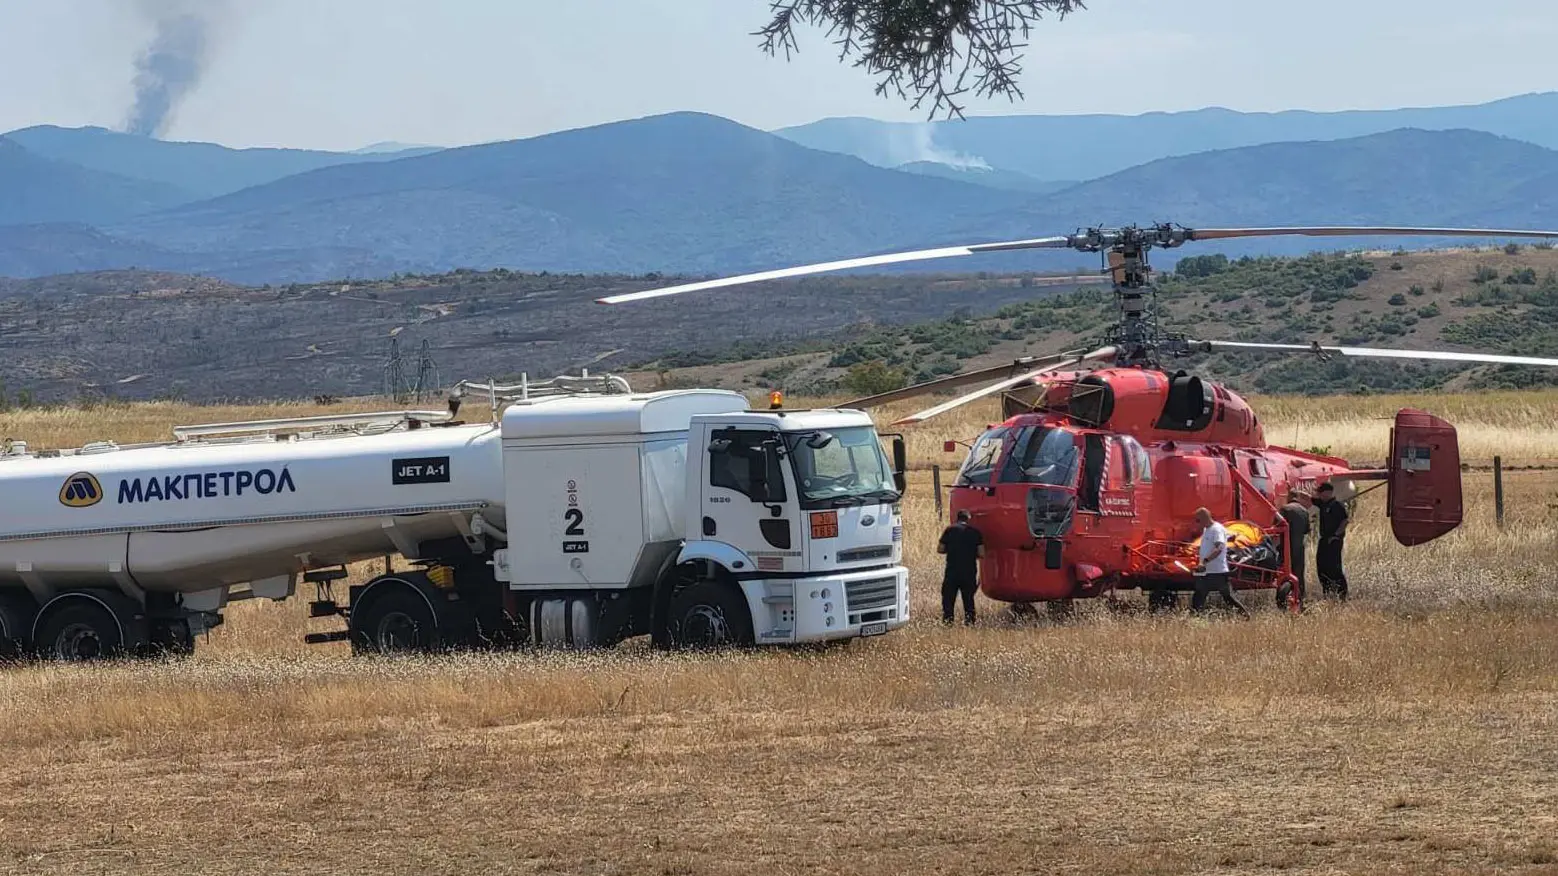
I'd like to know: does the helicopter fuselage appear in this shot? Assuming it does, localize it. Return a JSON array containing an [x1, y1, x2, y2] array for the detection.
[[943, 366, 1455, 604]]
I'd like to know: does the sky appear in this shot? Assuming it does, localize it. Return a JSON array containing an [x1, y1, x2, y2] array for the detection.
[[0, 0, 1555, 151]]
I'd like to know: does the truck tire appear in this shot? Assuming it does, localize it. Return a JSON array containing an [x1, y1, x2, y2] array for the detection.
[[665, 579, 754, 649], [32, 592, 147, 661], [0, 594, 34, 658], [351, 585, 439, 655]]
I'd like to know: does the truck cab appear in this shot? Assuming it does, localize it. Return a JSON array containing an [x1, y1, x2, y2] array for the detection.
[[680, 408, 910, 644], [490, 390, 910, 650]]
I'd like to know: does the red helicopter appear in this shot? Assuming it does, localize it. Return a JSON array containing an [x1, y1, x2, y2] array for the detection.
[[602, 224, 1558, 612]]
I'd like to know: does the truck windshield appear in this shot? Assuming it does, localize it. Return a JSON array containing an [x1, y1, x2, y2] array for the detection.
[[999, 425, 1079, 487], [787, 426, 898, 508]]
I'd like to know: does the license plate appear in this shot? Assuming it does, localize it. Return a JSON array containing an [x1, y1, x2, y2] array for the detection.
[[859, 622, 888, 637]]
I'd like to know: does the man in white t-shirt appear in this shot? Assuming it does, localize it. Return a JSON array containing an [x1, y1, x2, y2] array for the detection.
[[1192, 507, 1249, 618]]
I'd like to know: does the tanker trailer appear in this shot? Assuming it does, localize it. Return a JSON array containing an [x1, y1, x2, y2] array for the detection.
[[0, 379, 911, 660]]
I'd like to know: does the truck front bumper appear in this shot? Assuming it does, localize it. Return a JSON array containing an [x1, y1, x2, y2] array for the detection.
[[739, 566, 910, 645]]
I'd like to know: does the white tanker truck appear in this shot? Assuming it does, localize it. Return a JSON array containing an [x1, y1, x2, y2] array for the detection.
[[0, 377, 911, 659]]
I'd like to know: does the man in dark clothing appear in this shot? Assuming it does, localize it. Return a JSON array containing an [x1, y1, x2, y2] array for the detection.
[[938, 510, 985, 624], [1314, 482, 1350, 600], [1278, 490, 1312, 604]]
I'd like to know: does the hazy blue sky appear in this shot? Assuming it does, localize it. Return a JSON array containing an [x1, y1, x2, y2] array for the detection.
[[1, 0, 1553, 150]]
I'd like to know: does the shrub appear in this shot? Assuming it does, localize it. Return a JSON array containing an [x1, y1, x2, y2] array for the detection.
[[1388, 293, 1407, 306], [1175, 254, 1230, 278], [841, 361, 907, 396]]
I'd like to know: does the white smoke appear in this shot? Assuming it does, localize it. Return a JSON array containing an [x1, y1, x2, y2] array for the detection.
[[886, 123, 991, 170], [122, 0, 234, 138]]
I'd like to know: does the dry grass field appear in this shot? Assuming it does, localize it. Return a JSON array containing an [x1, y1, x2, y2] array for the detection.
[[2, 390, 1557, 874]]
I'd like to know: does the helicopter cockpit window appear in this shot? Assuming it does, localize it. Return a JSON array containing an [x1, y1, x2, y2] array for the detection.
[[1119, 436, 1152, 483], [956, 427, 1008, 486], [999, 426, 1080, 487]]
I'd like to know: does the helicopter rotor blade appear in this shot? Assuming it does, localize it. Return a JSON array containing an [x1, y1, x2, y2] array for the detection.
[[596, 236, 1075, 304], [842, 351, 1088, 409], [893, 347, 1116, 426], [1188, 226, 1558, 243], [1196, 340, 1558, 369]]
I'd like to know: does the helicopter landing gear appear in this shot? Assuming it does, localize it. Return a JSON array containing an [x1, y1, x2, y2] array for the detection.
[[1001, 601, 1041, 625], [1146, 587, 1179, 614], [1275, 581, 1303, 614]]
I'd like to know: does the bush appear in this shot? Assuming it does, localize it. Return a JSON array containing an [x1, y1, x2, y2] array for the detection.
[[1175, 254, 1230, 278], [1505, 243, 1523, 255], [1390, 262, 1404, 271], [1388, 293, 1407, 306], [841, 361, 907, 396], [1417, 302, 1441, 318], [1408, 284, 1425, 296]]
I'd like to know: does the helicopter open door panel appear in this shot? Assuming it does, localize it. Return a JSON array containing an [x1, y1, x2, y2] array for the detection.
[[1387, 409, 1462, 546]]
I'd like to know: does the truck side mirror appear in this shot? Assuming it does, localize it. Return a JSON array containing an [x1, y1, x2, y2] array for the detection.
[[892, 435, 908, 494]]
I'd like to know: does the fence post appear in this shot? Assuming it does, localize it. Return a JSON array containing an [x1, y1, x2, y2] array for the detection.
[[932, 464, 944, 518], [1494, 456, 1504, 529]]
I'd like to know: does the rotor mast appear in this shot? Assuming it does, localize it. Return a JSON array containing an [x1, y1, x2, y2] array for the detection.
[[1064, 224, 1195, 369]]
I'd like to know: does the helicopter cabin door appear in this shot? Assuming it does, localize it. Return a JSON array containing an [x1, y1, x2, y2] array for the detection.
[[1100, 436, 1136, 518]]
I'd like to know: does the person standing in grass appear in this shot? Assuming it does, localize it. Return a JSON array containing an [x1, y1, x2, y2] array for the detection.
[[1192, 507, 1250, 618], [1279, 489, 1312, 604], [938, 509, 984, 625], [1314, 482, 1350, 600]]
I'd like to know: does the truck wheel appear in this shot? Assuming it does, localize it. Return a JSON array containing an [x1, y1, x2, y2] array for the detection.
[[665, 580, 754, 649], [352, 587, 438, 655], [32, 593, 145, 661], [0, 595, 34, 658], [149, 619, 196, 657]]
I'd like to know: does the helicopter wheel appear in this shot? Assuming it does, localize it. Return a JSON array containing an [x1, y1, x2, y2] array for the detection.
[[1275, 581, 1302, 613], [1001, 602, 1041, 625], [1147, 587, 1179, 614]]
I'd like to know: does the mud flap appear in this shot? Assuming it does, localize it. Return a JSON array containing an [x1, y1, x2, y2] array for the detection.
[[1387, 409, 1462, 546]]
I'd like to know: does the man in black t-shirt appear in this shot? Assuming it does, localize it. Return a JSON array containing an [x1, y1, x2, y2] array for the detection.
[[938, 510, 985, 624], [1314, 482, 1349, 600]]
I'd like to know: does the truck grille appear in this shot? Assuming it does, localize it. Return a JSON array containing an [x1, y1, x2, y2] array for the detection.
[[846, 576, 899, 612], [837, 545, 892, 563]]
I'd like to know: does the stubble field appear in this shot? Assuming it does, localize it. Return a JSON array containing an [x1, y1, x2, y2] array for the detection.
[[2, 390, 1557, 875]]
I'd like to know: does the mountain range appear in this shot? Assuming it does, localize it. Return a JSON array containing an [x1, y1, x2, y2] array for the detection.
[[1, 92, 1557, 285], [775, 91, 1558, 180]]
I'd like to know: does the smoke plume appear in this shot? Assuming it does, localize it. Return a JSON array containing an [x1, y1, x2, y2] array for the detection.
[[122, 1, 226, 138], [886, 123, 991, 170]]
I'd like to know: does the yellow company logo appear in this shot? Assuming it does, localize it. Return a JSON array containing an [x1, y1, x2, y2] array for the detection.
[[59, 472, 104, 507]]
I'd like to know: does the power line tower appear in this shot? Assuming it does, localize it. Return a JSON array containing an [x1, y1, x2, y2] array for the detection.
[[412, 339, 440, 402], [383, 337, 411, 403]]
